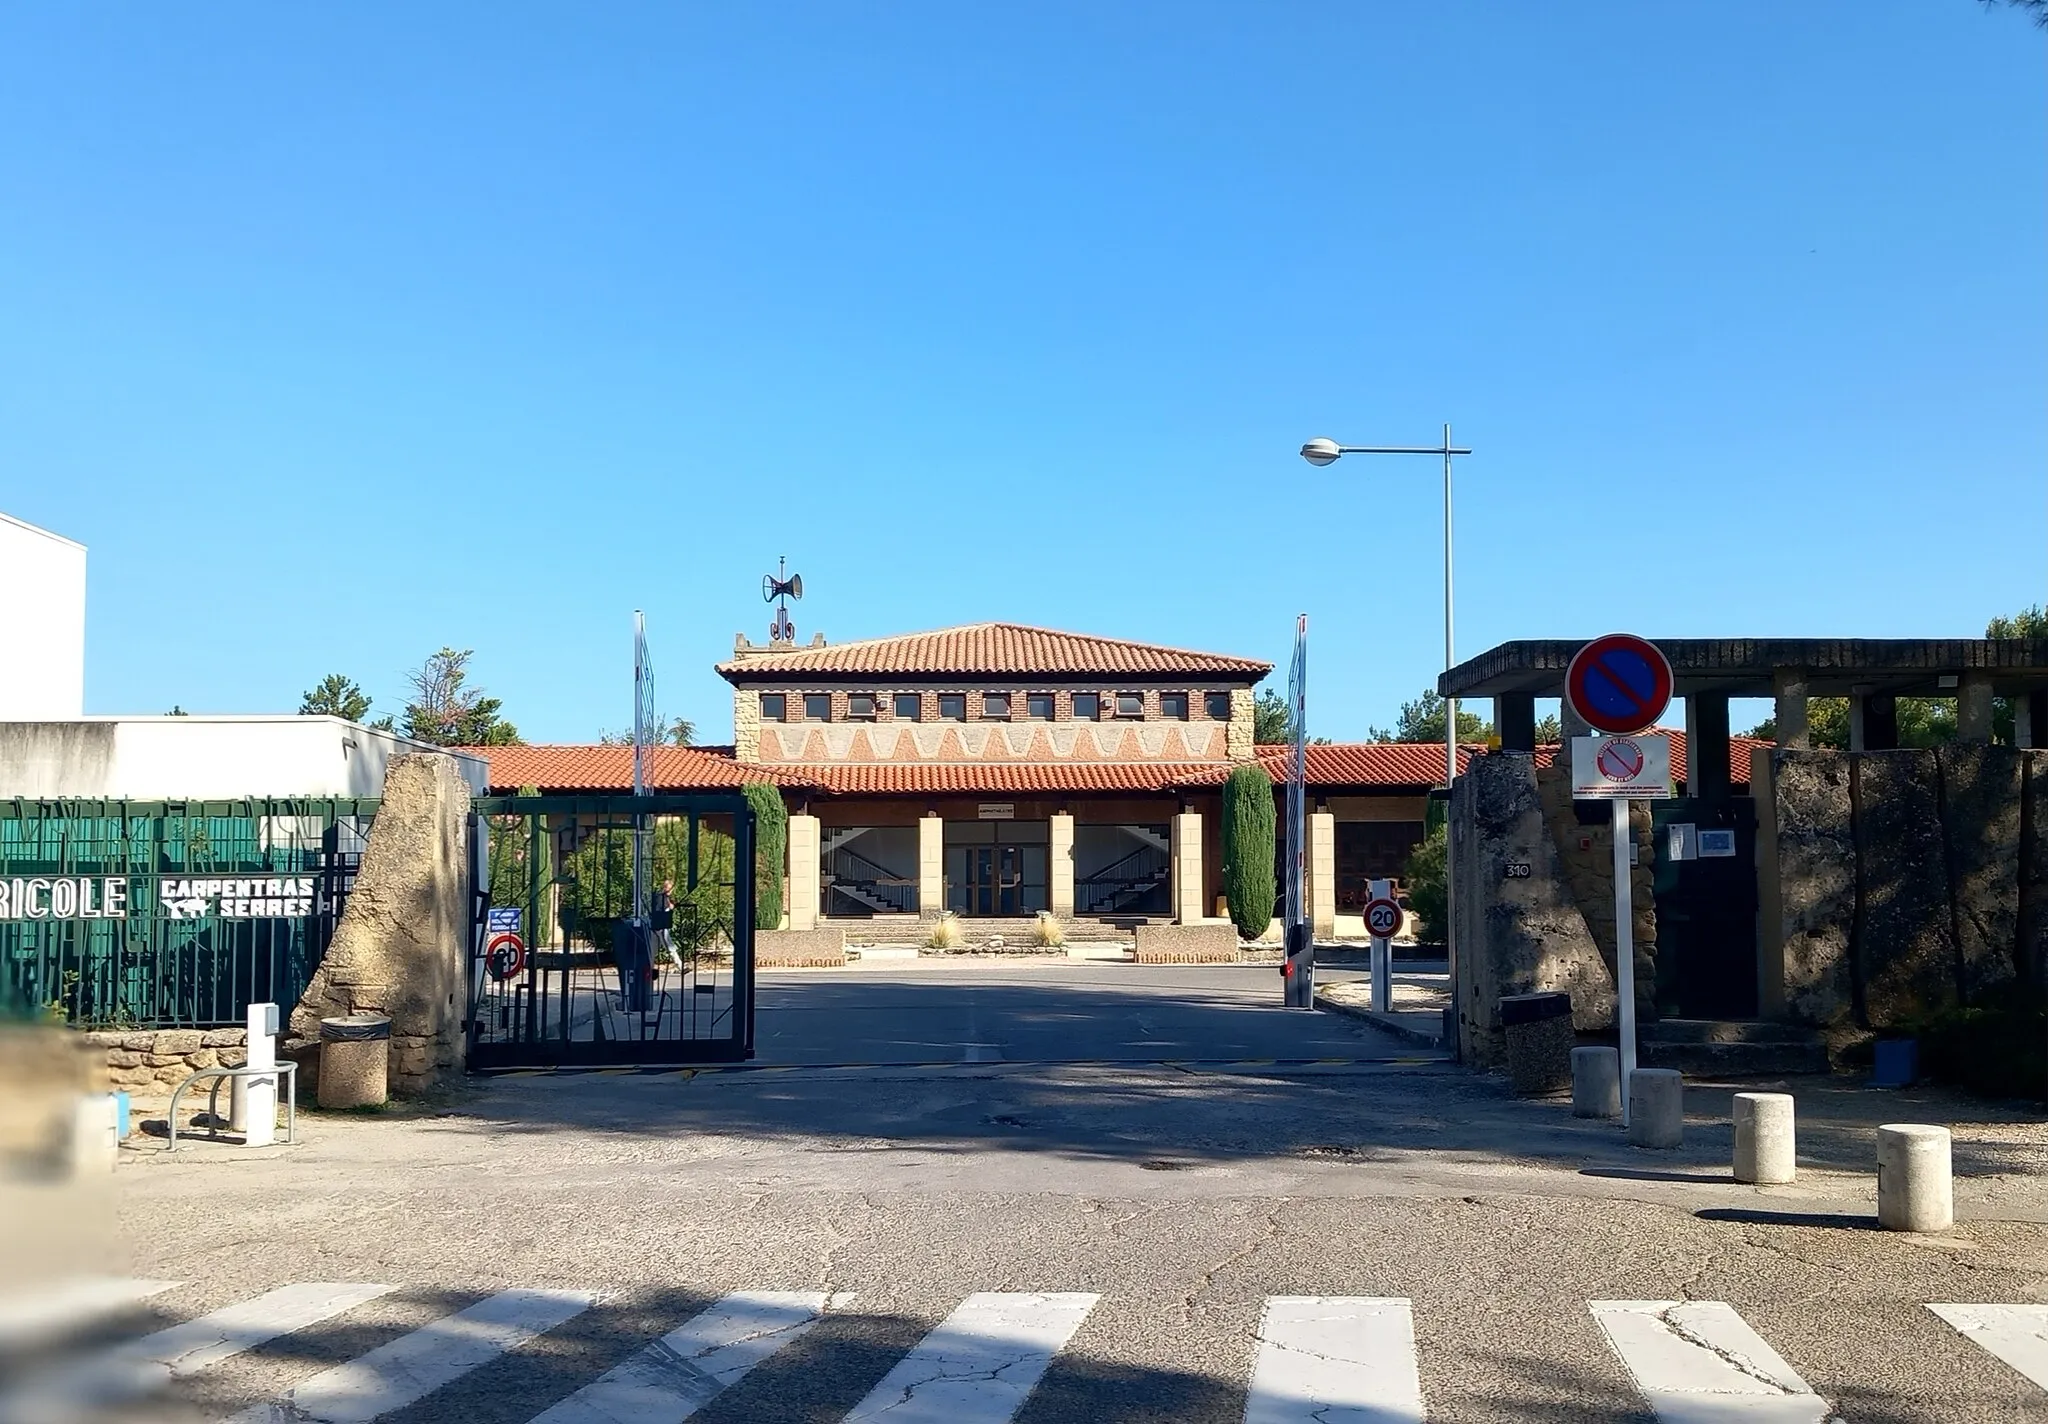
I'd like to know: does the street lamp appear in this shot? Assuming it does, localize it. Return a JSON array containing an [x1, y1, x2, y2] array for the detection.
[[1298, 426, 1471, 1049]]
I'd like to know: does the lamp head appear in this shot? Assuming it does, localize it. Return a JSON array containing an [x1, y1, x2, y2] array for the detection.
[[1299, 437, 1342, 467]]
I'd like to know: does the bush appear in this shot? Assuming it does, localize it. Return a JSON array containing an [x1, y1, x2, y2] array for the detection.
[[1903, 1003, 2046, 1101], [1402, 826, 1447, 946], [1222, 762, 1277, 941], [924, 913, 963, 950], [1030, 912, 1065, 949], [743, 783, 788, 930]]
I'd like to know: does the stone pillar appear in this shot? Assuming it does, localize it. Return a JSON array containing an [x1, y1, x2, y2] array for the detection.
[[1170, 811, 1204, 924], [787, 814, 820, 931], [2024, 691, 2048, 749], [918, 813, 944, 917], [1686, 694, 1731, 800], [1956, 673, 1995, 744], [1497, 694, 1537, 753], [1306, 811, 1336, 939], [1772, 670, 1810, 750], [1049, 812, 1075, 918]]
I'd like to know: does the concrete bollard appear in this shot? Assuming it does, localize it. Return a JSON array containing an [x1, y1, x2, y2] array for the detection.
[[68, 1094, 120, 1176], [1733, 1092, 1796, 1184], [1627, 1069, 1684, 1148], [318, 1014, 392, 1110], [1877, 1124, 1953, 1232], [1572, 1046, 1622, 1118]]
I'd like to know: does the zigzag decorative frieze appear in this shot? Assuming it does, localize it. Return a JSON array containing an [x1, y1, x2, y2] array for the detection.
[[756, 723, 1229, 765]]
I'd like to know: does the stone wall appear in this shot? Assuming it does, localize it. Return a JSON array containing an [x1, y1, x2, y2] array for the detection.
[[287, 754, 472, 1096], [87, 1027, 246, 1098], [757, 926, 847, 967], [1776, 753, 1856, 1025], [1133, 922, 1239, 962], [1533, 763, 1655, 1018]]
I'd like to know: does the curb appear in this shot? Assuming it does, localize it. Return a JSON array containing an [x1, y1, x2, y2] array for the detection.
[[1315, 990, 1445, 1049]]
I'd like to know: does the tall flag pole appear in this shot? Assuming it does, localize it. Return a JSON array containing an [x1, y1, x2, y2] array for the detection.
[[1287, 614, 1308, 937]]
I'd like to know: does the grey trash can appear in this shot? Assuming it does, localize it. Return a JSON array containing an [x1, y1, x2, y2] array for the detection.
[[1500, 992, 1574, 1097], [318, 1014, 391, 1109]]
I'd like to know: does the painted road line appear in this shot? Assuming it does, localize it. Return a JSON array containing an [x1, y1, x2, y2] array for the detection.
[[838, 1292, 1099, 1423], [1243, 1296, 1423, 1424], [109, 1281, 395, 1380], [530, 1290, 853, 1424], [1929, 1304, 2048, 1390], [1591, 1301, 1830, 1422], [0, 1276, 177, 1350], [226, 1287, 596, 1424]]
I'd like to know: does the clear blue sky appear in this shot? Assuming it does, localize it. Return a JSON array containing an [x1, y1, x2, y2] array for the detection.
[[2, 3, 2041, 743]]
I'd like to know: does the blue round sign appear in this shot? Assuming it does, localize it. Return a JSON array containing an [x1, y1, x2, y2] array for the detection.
[[1566, 634, 1673, 734]]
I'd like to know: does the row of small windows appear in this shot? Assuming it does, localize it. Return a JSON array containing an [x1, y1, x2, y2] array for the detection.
[[759, 690, 1234, 724]]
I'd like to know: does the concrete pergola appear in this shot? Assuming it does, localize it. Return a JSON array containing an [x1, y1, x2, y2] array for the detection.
[[1440, 638, 2048, 799]]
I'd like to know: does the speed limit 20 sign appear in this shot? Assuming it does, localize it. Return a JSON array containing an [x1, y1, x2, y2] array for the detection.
[[1364, 897, 1403, 940]]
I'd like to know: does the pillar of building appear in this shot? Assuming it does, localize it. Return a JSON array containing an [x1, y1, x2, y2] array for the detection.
[[1305, 810, 1336, 939], [787, 814, 820, 931], [1170, 811, 1205, 924], [1771, 669, 1810, 750], [2021, 691, 2048, 748], [1049, 812, 1075, 918], [1956, 672, 1996, 744], [917, 813, 943, 917], [1497, 693, 1537, 754], [1685, 693, 1731, 800]]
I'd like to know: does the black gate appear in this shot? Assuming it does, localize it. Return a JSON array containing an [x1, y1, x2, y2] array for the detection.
[[1650, 797, 1761, 1019], [467, 794, 755, 1068]]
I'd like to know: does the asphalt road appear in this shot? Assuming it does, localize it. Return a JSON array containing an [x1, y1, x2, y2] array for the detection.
[[40, 963, 2048, 1423]]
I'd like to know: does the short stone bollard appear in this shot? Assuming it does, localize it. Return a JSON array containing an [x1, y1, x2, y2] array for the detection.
[[1627, 1069, 1685, 1148], [1571, 1046, 1621, 1118], [68, 1094, 120, 1176], [1877, 1124, 1953, 1232], [1500, 992, 1574, 1097], [1733, 1092, 1796, 1184], [318, 1014, 391, 1110]]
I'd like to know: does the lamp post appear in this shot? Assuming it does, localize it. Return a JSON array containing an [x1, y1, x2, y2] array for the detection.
[[1300, 427, 1471, 1054]]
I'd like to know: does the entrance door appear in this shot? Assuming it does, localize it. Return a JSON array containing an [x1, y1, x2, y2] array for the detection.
[[963, 846, 1025, 916], [945, 821, 1048, 915], [1650, 798, 1759, 1019]]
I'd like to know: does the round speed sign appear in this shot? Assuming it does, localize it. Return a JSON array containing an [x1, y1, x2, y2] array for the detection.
[[486, 932, 526, 982], [1364, 897, 1403, 940]]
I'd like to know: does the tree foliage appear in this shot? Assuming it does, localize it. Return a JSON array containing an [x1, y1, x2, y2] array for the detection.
[[557, 819, 739, 955], [300, 673, 375, 724], [486, 785, 555, 945], [1402, 825, 1448, 945], [1221, 762, 1277, 940], [597, 718, 697, 746], [1251, 689, 1330, 746], [402, 648, 520, 746], [743, 782, 788, 930], [1369, 690, 1492, 745]]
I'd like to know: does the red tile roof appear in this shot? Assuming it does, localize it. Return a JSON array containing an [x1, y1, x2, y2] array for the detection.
[[716, 623, 1272, 681], [801, 762, 1223, 796], [466, 745, 813, 794]]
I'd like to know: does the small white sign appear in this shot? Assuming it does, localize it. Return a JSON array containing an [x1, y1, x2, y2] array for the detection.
[[1667, 823, 1697, 862], [977, 803, 1015, 820], [1698, 828, 1737, 858], [1571, 734, 1673, 800]]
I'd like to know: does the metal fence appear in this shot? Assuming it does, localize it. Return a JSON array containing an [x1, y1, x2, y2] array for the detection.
[[0, 799, 376, 1029]]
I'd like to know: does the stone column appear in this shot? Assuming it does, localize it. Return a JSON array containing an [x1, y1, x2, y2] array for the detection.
[[1956, 672, 1995, 744], [1306, 811, 1336, 939], [1049, 812, 1075, 917], [1686, 694, 1731, 801], [1497, 694, 1537, 753], [1170, 811, 1205, 924], [918, 813, 944, 917], [787, 814, 820, 931], [1772, 670, 1810, 750]]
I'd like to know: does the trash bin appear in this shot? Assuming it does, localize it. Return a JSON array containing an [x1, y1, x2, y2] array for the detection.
[[1500, 991, 1574, 1097], [318, 1014, 391, 1109]]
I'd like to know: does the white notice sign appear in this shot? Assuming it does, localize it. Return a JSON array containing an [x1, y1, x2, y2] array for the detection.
[[1571, 733, 1673, 800], [978, 803, 1015, 820]]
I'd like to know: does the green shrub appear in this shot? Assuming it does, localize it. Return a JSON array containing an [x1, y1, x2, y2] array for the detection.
[[1903, 1003, 2046, 1102], [1222, 762, 1277, 941], [1402, 826, 1447, 946], [743, 783, 788, 930]]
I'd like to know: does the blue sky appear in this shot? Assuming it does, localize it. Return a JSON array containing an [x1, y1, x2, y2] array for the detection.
[[2, 3, 2041, 743]]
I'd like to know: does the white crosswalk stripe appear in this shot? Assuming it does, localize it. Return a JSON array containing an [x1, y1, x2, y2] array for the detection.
[[1243, 1296, 1424, 1424], [837, 1291, 1100, 1423], [1591, 1300, 1832, 1423], [0, 1276, 176, 1352], [225, 1287, 597, 1424], [529, 1290, 854, 1424], [1929, 1304, 2048, 1391]]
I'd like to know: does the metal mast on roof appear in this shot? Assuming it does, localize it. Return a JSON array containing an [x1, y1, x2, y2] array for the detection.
[[763, 556, 803, 645]]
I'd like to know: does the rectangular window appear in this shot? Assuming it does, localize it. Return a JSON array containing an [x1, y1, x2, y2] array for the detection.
[[760, 693, 786, 723], [1116, 692, 1144, 718], [893, 692, 921, 721], [1205, 691, 1231, 720], [982, 692, 1011, 719], [1027, 693, 1054, 720], [1160, 693, 1188, 721], [1073, 692, 1100, 721], [939, 693, 967, 721], [803, 693, 831, 722], [848, 693, 877, 720]]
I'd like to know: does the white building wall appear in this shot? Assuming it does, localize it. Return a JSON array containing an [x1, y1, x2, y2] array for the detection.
[[0, 513, 86, 720], [0, 717, 488, 800]]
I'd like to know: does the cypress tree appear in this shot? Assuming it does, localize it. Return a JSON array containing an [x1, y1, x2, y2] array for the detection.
[[743, 782, 788, 930], [1222, 762, 1277, 941]]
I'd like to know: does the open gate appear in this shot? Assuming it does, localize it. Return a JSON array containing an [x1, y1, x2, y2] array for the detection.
[[467, 793, 755, 1068]]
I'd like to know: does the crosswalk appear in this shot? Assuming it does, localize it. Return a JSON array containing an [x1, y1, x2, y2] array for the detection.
[[6, 1279, 2045, 1422]]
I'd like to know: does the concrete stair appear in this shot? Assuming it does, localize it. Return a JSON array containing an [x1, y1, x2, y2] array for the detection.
[[1638, 1019, 1831, 1077]]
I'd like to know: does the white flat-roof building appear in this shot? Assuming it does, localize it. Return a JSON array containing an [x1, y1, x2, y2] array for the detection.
[[0, 513, 86, 720]]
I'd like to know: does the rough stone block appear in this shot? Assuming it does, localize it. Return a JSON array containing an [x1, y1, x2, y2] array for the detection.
[[186, 1048, 218, 1070], [1856, 751, 1959, 1028], [121, 1033, 155, 1051], [150, 1030, 203, 1056], [82, 1031, 127, 1048], [1937, 743, 2021, 1004], [756, 927, 848, 968], [1132, 923, 1240, 962], [105, 1049, 144, 1068], [143, 1052, 189, 1068], [200, 1028, 247, 1048], [1775, 752, 1856, 1026], [217, 1048, 247, 1069], [108, 1065, 156, 1088]]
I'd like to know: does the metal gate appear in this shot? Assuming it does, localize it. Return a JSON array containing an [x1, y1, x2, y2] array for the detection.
[[467, 793, 755, 1068]]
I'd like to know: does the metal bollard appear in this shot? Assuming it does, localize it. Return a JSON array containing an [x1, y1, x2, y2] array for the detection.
[[1571, 1046, 1621, 1118], [1627, 1068, 1684, 1149], [1733, 1092, 1796, 1184], [1877, 1124, 1953, 1232]]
